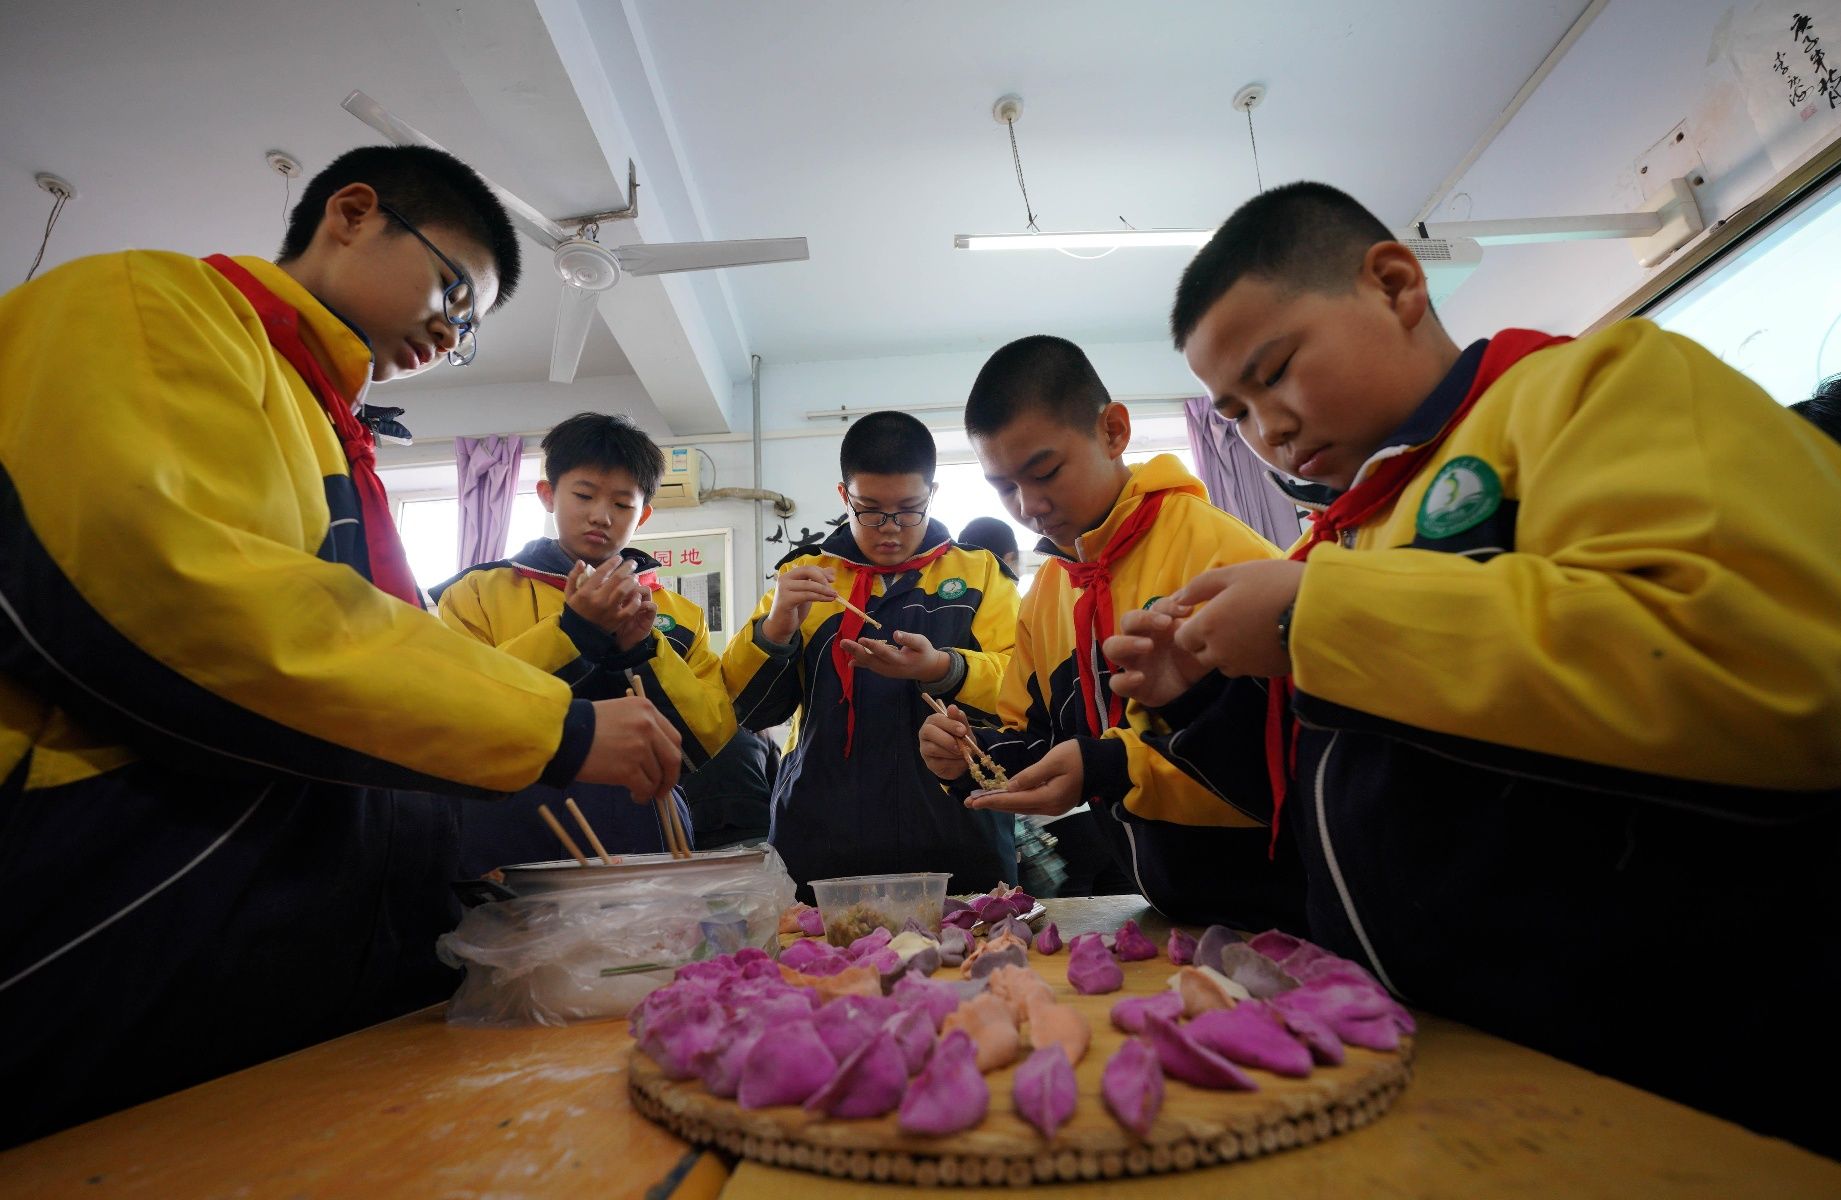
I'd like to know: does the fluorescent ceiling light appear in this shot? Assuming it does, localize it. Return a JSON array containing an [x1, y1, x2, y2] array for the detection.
[[954, 230, 1213, 251]]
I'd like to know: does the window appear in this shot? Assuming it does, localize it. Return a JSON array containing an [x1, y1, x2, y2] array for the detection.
[[1645, 156, 1841, 407], [396, 491, 551, 591]]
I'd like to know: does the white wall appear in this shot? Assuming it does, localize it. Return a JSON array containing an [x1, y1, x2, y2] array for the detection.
[[380, 336, 1202, 610], [1439, 0, 1841, 342]]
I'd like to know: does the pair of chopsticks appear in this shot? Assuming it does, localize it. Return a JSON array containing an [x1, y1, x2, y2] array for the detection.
[[539, 798, 617, 868], [920, 692, 1010, 790], [627, 673, 693, 860]]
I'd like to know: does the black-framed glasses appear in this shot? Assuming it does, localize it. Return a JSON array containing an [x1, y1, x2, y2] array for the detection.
[[377, 202, 478, 366], [847, 490, 934, 529]]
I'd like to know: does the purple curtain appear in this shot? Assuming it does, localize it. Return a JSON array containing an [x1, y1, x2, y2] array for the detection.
[[456, 434, 524, 569], [1182, 397, 1303, 547]]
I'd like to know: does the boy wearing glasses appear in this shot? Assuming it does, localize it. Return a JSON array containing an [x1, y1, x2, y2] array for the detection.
[[919, 336, 1306, 931], [0, 145, 683, 1144], [723, 411, 1020, 895]]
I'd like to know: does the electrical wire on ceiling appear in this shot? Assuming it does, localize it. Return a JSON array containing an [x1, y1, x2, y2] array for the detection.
[[24, 176, 73, 283], [1000, 107, 1126, 261], [1245, 104, 1264, 194]]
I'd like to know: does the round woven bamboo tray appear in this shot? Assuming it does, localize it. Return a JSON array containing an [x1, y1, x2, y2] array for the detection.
[[629, 954, 1414, 1186]]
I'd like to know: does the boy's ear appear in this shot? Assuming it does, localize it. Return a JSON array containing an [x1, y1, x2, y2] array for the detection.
[[1097, 401, 1133, 458], [637, 502, 655, 528], [1364, 241, 1432, 332], [835, 481, 850, 509], [535, 478, 556, 513], [323, 183, 383, 249]]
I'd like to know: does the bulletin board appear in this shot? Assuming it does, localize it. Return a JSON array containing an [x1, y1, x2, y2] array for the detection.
[[628, 527, 735, 651]]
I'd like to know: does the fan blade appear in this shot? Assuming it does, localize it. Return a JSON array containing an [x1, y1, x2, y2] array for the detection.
[[550, 285, 599, 384], [341, 90, 568, 249], [612, 237, 808, 277]]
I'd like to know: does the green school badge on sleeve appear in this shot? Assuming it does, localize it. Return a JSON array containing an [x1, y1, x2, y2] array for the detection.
[[653, 613, 678, 633], [1142, 596, 1163, 610], [1417, 455, 1502, 539], [938, 577, 967, 600]]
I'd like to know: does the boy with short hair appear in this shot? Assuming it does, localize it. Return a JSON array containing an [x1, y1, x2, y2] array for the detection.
[[723, 411, 1018, 894], [432, 412, 733, 869], [1108, 180, 1841, 1150], [918, 335, 1304, 930], [0, 145, 680, 1144]]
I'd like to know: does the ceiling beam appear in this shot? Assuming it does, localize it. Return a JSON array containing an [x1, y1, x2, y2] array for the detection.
[[532, 0, 741, 435]]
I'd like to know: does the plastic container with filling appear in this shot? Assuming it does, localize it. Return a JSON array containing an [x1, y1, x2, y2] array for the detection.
[[809, 872, 949, 946]]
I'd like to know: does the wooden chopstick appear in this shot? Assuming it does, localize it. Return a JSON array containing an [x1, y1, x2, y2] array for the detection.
[[627, 674, 693, 860], [564, 796, 615, 866], [537, 803, 590, 867], [836, 595, 884, 630], [919, 692, 1009, 788]]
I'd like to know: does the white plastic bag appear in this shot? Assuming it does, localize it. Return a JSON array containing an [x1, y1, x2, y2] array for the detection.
[[437, 846, 796, 1026]]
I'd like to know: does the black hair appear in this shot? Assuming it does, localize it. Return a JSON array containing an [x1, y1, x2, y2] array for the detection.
[[1170, 181, 1398, 349], [541, 412, 665, 498], [1790, 374, 1841, 445], [277, 144, 523, 309], [839, 411, 937, 482], [958, 516, 1018, 560], [964, 334, 1112, 437]]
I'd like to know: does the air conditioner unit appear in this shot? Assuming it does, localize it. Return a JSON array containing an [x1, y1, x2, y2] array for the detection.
[[653, 445, 702, 508]]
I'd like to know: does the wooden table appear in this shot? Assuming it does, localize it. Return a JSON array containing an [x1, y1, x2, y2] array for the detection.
[[3, 897, 1835, 1199]]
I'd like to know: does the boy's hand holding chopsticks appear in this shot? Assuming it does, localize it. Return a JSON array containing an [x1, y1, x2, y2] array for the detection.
[[761, 565, 840, 644], [578, 695, 682, 799]]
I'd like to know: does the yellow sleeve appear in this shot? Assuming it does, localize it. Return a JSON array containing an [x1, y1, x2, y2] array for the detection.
[[0, 252, 576, 796], [950, 562, 1019, 718], [632, 595, 737, 765], [722, 581, 806, 729], [1293, 324, 1841, 790], [435, 573, 579, 675], [1107, 496, 1282, 825]]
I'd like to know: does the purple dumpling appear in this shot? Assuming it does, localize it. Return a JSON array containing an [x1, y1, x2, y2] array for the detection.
[[881, 1008, 936, 1075], [698, 1025, 763, 1098], [897, 1029, 989, 1136], [1112, 919, 1159, 962], [1143, 1012, 1258, 1091], [1035, 922, 1063, 955], [891, 972, 963, 1032], [1166, 929, 1197, 966], [936, 924, 971, 966], [1066, 938, 1124, 996], [1012, 1044, 1077, 1140], [795, 907, 826, 937], [1100, 1037, 1164, 1138], [1108, 990, 1185, 1035], [804, 1029, 909, 1119], [1186, 1003, 1313, 1077], [1246, 929, 1303, 961], [638, 994, 724, 1080], [987, 915, 1034, 948], [965, 938, 1030, 980], [848, 926, 894, 959], [1216, 943, 1301, 999], [941, 907, 981, 931], [736, 1019, 839, 1108]]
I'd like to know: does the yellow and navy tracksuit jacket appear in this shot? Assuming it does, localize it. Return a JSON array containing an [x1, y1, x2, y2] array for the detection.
[[432, 538, 734, 868], [952, 454, 1304, 929], [1169, 322, 1841, 1150], [722, 521, 1018, 894], [0, 252, 589, 1143]]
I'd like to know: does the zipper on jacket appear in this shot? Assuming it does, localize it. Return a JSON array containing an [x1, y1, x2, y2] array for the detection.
[[1311, 732, 1407, 999]]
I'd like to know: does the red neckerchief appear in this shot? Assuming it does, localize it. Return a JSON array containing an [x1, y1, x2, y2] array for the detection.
[[831, 541, 953, 756], [1264, 329, 1573, 857], [203, 255, 420, 607], [1061, 490, 1170, 737]]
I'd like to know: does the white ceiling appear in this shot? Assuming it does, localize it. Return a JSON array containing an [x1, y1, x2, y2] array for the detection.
[[0, 0, 634, 391], [3, 0, 1595, 403], [628, 0, 1595, 361]]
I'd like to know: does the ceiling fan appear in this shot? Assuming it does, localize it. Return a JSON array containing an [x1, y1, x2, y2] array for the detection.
[[342, 90, 809, 383]]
